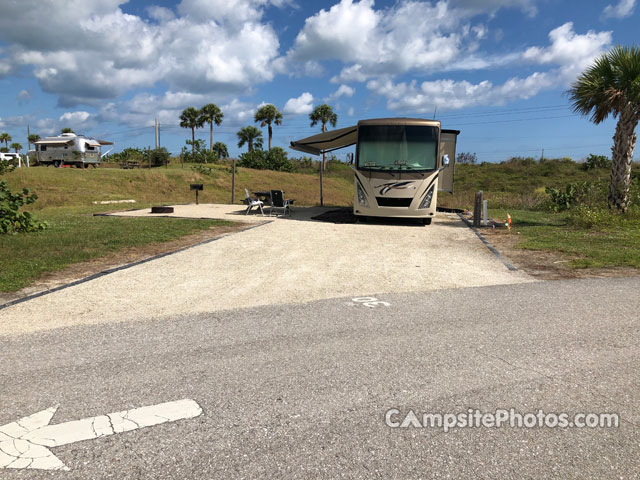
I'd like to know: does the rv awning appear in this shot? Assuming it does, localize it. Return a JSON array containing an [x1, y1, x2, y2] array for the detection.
[[97, 140, 113, 146], [34, 139, 74, 146], [290, 125, 357, 156]]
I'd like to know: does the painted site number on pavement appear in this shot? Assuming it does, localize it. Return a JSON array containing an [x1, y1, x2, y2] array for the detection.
[[350, 297, 391, 308]]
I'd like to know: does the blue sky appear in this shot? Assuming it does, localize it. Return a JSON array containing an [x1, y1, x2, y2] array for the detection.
[[0, 0, 638, 162]]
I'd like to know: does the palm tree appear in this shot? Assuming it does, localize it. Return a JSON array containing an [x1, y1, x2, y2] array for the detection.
[[309, 104, 338, 206], [28, 134, 40, 150], [60, 127, 74, 134], [10, 142, 23, 153], [237, 126, 263, 153], [212, 141, 229, 159], [179, 107, 203, 154], [199, 104, 224, 152], [0, 132, 12, 148], [254, 104, 282, 150], [568, 45, 640, 212]]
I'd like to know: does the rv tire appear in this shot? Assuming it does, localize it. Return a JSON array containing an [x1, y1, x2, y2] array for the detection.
[[53, 160, 62, 168], [423, 218, 432, 225]]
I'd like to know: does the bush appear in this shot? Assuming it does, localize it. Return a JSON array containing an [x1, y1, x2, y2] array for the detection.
[[0, 160, 15, 175], [457, 152, 477, 164], [582, 154, 611, 170], [105, 148, 145, 164], [145, 147, 170, 167], [0, 180, 47, 234], [191, 164, 217, 177], [238, 147, 294, 172], [502, 156, 537, 167], [183, 140, 219, 164], [544, 181, 606, 212]]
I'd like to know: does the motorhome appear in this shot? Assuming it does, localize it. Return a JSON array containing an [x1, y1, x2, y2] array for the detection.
[[290, 118, 459, 224], [33, 133, 113, 168]]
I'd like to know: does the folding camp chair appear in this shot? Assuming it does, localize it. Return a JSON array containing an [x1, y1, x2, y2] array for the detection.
[[269, 189, 293, 216], [244, 188, 264, 215]]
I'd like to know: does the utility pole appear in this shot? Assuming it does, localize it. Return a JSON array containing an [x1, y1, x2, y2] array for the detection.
[[26, 124, 30, 167], [541, 148, 544, 161], [155, 118, 159, 149]]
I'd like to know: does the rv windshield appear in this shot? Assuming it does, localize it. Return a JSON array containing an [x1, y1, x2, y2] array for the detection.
[[357, 125, 438, 171]]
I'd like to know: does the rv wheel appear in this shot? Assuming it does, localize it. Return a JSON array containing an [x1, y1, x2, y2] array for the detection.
[[53, 160, 62, 168], [423, 218, 432, 225]]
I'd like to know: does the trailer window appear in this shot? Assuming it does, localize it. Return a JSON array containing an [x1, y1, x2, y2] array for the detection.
[[357, 125, 437, 171]]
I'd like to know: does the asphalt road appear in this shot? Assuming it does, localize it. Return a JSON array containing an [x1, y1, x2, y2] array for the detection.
[[1, 276, 639, 479]]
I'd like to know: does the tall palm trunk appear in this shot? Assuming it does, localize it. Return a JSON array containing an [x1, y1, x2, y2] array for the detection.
[[209, 123, 213, 152], [268, 124, 273, 150], [191, 128, 195, 154], [609, 106, 638, 212]]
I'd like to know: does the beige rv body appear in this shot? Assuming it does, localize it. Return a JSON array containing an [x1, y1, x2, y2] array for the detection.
[[290, 118, 459, 222]]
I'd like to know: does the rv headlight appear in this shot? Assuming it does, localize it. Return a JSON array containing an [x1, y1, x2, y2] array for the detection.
[[356, 183, 369, 208], [419, 186, 435, 209]]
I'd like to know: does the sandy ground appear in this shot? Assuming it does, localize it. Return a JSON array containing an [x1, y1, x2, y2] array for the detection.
[[0, 204, 533, 337]]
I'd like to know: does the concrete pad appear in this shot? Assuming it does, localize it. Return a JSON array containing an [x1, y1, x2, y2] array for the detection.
[[107, 203, 277, 223], [0, 205, 534, 336]]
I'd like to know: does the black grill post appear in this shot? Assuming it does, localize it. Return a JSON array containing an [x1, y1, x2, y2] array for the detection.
[[190, 184, 203, 205]]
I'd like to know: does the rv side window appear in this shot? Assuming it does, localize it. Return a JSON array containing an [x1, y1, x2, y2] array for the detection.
[[86, 145, 95, 151], [40, 146, 47, 151]]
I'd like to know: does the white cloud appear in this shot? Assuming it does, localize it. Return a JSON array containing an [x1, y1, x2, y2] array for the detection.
[[326, 84, 355, 102], [17, 89, 32, 103], [602, 0, 636, 19], [0, 0, 282, 106], [287, 0, 463, 81], [367, 72, 555, 112], [449, 0, 538, 17], [283, 92, 314, 115], [367, 22, 611, 113], [522, 22, 611, 81], [146, 6, 176, 23]]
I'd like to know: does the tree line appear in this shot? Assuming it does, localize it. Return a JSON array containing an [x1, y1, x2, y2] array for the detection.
[[179, 102, 338, 156]]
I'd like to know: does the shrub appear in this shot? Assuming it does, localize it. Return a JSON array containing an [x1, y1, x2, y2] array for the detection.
[[0, 180, 47, 234], [582, 154, 611, 170], [238, 147, 294, 172], [0, 160, 15, 175], [544, 181, 607, 212], [183, 140, 219, 164], [105, 148, 145, 164], [457, 152, 477, 164], [144, 147, 170, 167], [191, 164, 217, 177]]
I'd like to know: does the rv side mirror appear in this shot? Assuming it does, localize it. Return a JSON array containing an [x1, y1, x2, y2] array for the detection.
[[347, 152, 354, 164]]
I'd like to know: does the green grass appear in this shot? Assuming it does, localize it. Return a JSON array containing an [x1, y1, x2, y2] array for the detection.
[[2, 157, 639, 292], [4, 161, 354, 210], [0, 206, 231, 292], [489, 209, 640, 269]]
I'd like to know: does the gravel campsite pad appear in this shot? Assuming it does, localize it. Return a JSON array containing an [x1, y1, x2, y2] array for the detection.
[[0, 204, 533, 336]]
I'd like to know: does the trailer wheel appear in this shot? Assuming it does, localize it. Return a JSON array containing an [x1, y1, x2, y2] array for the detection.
[[53, 160, 62, 168], [423, 218, 432, 225], [75, 164, 83, 169]]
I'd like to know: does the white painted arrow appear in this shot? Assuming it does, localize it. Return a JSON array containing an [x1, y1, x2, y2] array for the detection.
[[0, 399, 202, 471]]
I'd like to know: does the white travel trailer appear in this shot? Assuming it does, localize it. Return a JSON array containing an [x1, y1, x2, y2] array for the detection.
[[33, 133, 113, 168], [290, 118, 459, 224]]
